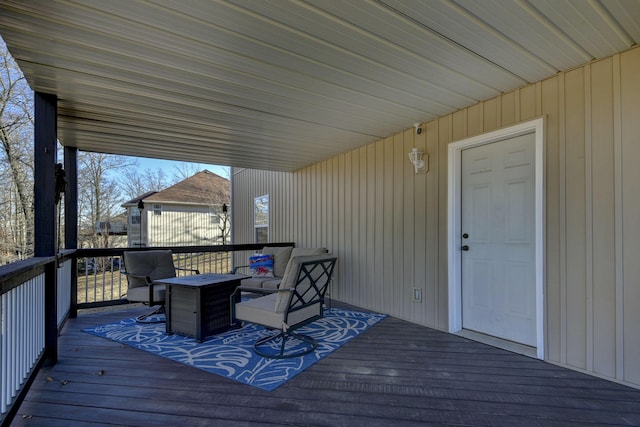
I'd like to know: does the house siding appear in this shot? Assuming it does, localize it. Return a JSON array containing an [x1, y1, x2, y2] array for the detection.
[[621, 48, 640, 386], [139, 205, 225, 247], [231, 46, 640, 388]]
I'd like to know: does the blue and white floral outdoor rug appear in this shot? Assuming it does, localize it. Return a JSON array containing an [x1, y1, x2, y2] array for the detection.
[[84, 308, 386, 391]]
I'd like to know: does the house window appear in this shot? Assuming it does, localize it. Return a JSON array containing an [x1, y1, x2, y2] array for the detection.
[[131, 209, 141, 225], [254, 195, 269, 244], [209, 204, 225, 223], [152, 204, 162, 216]]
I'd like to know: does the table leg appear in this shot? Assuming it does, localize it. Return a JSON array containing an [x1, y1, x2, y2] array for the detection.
[[165, 285, 173, 335]]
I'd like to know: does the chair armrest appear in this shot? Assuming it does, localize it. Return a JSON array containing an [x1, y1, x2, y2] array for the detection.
[[175, 266, 200, 275], [230, 285, 288, 305], [121, 271, 152, 285], [232, 265, 250, 274], [234, 286, 277, 296]]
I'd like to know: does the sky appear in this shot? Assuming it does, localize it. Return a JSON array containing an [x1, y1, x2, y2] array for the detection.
[[133, 157, 230, 180]]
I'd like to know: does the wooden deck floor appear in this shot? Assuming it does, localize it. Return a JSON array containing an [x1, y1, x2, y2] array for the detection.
[[11, 302, 640, 427]]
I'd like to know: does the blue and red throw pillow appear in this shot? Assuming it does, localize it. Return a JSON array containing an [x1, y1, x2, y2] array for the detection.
[[248, 254, 274, 277]]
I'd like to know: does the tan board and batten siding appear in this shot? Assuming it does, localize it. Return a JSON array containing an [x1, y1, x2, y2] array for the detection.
[[145, 205, 223, 247], [231, 46, 640, 389]]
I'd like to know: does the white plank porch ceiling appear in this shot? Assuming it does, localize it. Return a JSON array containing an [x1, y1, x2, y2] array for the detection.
[[0, 0, 639, 171]]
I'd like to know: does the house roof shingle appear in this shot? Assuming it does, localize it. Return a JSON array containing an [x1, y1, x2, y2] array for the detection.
[[123, 170, 229, 206]]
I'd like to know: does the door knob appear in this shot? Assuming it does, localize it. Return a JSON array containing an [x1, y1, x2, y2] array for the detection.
[[461, 245, 469, 251], [462, 233, 469, 239]]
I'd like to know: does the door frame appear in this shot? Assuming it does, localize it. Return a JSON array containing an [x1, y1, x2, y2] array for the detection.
[[447, 117, 545, 359]]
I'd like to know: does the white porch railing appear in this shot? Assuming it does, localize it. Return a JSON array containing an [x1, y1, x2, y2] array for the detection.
[[57, 259, 72, 326], [1, 269, 45, 416], [0, 254, 69, 425]]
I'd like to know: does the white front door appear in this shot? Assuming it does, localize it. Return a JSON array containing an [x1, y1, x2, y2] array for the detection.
[[460, 133, 536, 346]]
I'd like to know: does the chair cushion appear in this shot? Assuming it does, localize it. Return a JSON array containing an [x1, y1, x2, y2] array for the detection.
[[276, 254, 333, 312], [290, 247, 326, 258], [124, 250, 176, 288], [286, 302, 323, 327], [279, 249, 328, 290], [249, 254, 274, 277], [239, 277, 283, 289], [262, 246, 293, 277], [235, 293, 322, 330], [240, 276, 271, 288], [235, 293, 283, 329], [126, 284, 165, 304]]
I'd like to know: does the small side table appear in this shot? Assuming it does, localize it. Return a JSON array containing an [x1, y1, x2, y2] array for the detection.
[[156, 273, 246, 341]]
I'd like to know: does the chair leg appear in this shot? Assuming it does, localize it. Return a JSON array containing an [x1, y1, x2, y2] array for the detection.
[[135, 305, 165, 323], [253, 331, 318, 359]]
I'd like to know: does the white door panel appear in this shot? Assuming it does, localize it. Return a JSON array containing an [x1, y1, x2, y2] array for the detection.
[[461, 133, 536, 346]]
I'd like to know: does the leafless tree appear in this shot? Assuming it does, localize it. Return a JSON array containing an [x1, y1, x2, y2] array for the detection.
[[172, 162, 203, 181], [77, 152, 132, 249], [218, 204, 230, 245], [0, 40, 34, 262], [120, 167, 171, 200]]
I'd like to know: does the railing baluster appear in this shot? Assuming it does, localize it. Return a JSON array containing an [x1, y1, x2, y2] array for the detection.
[[9, 287, 16, 399], [57, 260, 71, 324], [19, 284, 25, 386], [1, 296, 4, 412], [0, 257, 52, 424], [3, 292, 8, 412]]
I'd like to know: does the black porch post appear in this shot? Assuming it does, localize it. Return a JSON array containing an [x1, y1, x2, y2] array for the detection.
[[34, 91, 58, 363], [64, 146, 78, 318]]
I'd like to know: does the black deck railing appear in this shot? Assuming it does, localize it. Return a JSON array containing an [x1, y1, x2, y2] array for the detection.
[[0, 242, 293, 426]]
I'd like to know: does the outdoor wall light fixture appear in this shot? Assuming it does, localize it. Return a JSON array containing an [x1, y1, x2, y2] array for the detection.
[[408, 147, 428, 174]]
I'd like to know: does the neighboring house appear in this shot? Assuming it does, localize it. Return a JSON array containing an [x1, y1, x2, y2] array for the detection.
[[122, 170, 230, 247], [232, 46, 640, 390], [95, 220, 127, 236], [78, 212, 129, 249]]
